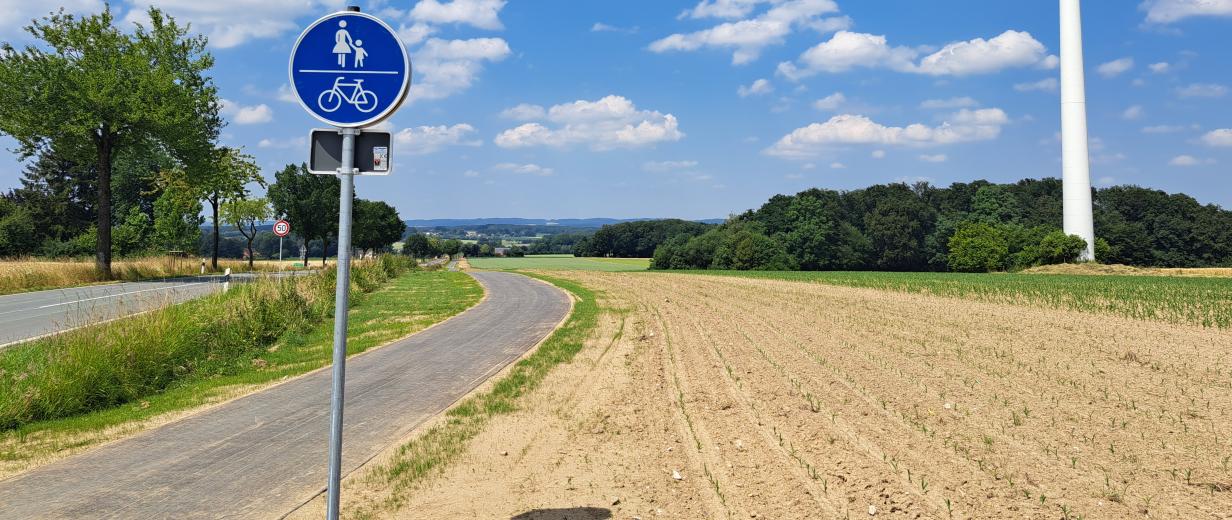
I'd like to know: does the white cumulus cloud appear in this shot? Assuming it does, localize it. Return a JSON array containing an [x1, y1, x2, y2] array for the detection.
[[1167, 153, 1207, 165], [220, 99, 273, 125], [393, 124, 481, 155], [914, 30, 1049, 76], [0, 0, 101, 41], [650, 0, 848, 65], [738, 78, 774, 97], [919, 154, 948, 163], [680, 0, 773, 20], [1142, 0, 1232, 23], [765, 109, 1010, 158], [124, 0, 337, 49], [1203, 129, 1232, 146], [777, 30, 1050, 80], [1177, 83, 1228, 98], [1097, 57, 1135, 78], [500, 103, 547, 120], [1122, 105, 1145, 120], [495, 95, 684, 150], [410, 0, 506, 30], [410, 37, 512, 102], [494, 162, 554, 176], [812, 92, 847, 111]]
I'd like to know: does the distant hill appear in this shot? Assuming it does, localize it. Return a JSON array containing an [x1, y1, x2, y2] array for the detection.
[[405, 218, 724, 228]]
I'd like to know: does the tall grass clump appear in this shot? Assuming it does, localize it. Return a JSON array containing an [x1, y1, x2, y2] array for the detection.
[[0, 256, 301, 296], [0, 256, 416, 430]]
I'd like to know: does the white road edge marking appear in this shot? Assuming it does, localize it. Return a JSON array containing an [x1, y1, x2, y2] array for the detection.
[[33, 281, 212, 310]]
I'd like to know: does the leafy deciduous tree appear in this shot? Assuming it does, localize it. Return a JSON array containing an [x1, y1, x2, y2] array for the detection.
[[0, 7, 221, 277], [223, 197, 272, 268]]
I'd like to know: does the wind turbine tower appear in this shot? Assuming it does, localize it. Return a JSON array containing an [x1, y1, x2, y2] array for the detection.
[[1060, 0, 1096, 260]]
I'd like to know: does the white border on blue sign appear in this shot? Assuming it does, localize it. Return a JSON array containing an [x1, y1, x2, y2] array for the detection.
[[288, 11, 412, 129]]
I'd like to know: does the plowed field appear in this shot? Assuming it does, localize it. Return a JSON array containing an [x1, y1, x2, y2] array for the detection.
[[354, 272, 1232, 520]]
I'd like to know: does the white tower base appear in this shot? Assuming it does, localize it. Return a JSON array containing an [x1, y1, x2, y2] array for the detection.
[[1060, 0, 1096, 261]]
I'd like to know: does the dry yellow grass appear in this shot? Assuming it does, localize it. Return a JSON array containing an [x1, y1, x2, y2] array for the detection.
[[1024, 262, 1232, 277], [358, 271, 1232, 520], [0, 257, 305, 295]]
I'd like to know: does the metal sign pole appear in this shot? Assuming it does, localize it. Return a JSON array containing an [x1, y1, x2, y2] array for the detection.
[[325, 127, 357, 520], [279, 236, 283, 264]]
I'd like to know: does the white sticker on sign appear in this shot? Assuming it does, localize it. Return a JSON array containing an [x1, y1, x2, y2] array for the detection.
[[373, 146, 388, 172]]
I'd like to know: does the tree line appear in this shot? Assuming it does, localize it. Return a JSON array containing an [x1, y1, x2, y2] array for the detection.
[[0, 8, 405, 272], [573, 219, 714, 258], [578, 179, 1230, 272], [401, 233, 527, 259]]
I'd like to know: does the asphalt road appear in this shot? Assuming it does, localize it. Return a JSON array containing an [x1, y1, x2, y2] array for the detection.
[[0, 273, 300, 348], [0, 271, 570, 519]]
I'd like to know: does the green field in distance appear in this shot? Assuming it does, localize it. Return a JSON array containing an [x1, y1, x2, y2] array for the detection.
[[467, 254, 649, 272]]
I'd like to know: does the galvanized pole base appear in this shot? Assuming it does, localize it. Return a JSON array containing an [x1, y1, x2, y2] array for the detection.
[[325, 127, 357, 520]]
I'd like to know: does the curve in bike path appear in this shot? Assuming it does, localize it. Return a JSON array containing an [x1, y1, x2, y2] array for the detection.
[[0, 271, 570, 519]]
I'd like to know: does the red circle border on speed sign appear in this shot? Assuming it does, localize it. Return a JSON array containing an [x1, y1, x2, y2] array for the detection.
[[274, 220, 291, 237]]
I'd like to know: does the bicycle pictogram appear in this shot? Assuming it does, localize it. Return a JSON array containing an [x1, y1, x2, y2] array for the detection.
[[317, 77, 379, 113]]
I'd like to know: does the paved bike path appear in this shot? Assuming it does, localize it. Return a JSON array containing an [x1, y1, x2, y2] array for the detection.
[[0, 271, 570, 519]]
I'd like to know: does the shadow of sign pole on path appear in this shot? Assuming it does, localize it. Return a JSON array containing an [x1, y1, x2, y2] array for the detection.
[[287, 5, 411, 519]]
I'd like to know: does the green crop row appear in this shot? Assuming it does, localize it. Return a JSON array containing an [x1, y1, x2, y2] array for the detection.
[[688, 270, 1232, 329]]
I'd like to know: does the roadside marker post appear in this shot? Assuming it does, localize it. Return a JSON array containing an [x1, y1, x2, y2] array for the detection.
[[289, 6, 410, 519]]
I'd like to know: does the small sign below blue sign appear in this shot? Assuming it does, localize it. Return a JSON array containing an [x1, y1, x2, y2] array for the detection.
[[289, 11, 410, 128]]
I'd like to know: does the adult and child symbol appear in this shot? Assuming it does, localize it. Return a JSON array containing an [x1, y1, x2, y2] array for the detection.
[[332, 20, 369, 68]]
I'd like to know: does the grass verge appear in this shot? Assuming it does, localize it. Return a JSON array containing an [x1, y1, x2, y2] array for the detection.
[[679, 270, 1232, 328], [0, 258, 482, 476], [351, 273, 596, 519], [0, 257, 306, 296]]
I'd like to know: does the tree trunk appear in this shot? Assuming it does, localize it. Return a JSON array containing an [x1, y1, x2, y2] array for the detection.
[[245, 223, 255, 269], [302, 238, 309, 267], [95, 136, 114, 280], [210, 193, 220, 271], [321, 236, 329, 267]]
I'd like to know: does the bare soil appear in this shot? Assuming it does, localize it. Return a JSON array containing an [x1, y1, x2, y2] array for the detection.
[[352, 272, 1232, 520]]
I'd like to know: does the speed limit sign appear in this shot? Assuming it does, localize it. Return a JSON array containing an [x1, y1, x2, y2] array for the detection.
[[273, 220, 291, 237]]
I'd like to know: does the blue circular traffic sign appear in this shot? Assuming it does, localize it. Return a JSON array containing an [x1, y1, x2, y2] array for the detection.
[[289, 11, 410, 128]]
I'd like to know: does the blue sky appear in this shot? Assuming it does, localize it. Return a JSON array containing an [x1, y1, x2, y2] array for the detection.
[[2, 0, 1231, 220]]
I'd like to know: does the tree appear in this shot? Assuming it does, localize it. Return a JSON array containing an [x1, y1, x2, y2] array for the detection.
[[401, 233, 438, 259], [8, 150, 96, 246], [0, 197, 37, 257], [970, 184, 1024, 224], [440, 239, 463, 256], [577, 219, 713, 258], [267, 163, 340, 266], [712, 223, 795, 271], [1034, 231, 1087, 265], [196, 148, 262, 270], [223, 197, 272, 268], [152, 171, 203, 253], [0, 7, 221, 277], [111, 206, 152, 256], [352, 199, 405, 256], [947, 223, 1009, 273]]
